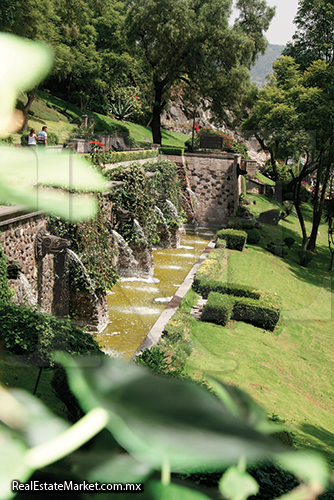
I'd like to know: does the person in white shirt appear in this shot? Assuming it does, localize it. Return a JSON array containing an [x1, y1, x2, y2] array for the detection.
[[37, 126, 47, 147], [27, 128, 37, 146]]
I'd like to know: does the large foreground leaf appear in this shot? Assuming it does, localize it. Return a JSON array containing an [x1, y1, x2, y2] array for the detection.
[[63, 355, 285, 472], [0, 147, 108, 220], [0, 33, 53, 135]]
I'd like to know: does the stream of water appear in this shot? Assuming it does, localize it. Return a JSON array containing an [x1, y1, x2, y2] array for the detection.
[[97, 229, 214, 360]]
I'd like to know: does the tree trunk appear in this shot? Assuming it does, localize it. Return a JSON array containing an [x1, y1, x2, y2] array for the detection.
[[21, 90, 36, 132], [307, 162, 331, 252], [293, 181, 308, 250], [151, 81, 166, 145]]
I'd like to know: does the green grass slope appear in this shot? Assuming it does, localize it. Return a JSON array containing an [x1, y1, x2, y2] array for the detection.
[[185, 194, 334, 466], [14, 91, 190, 147]]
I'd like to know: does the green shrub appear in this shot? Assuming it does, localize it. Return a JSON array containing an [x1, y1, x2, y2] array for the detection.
[[215, 238, 227, 249], [0, 303, 103, 367], [134, 345, 183, 378], [158, 146, 184, 156], [245, 228, 261, 244], [297, 250, 313, 267], [47, 131, 59, 145], [197, 280, 261, 300], [267, 241, 289, 258], [20, 134, 28, 146], [216, 229, 247, 251], [232, 295, 281, 331], [110, 149, 158, 164], [201, 292, 234, 326], [0, 249, 12, 304], [284, 237, 295, 249], [192, 248, 226, 292]]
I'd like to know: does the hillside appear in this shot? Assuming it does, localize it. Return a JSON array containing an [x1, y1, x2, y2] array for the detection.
[[13, 91, 191, 148], [250, 44, 286, 88]]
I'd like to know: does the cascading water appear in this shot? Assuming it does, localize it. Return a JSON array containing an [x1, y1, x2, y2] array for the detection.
[[66, 249, 98, 302], [98, 229, 214, 360], [186, 188, 201, 213], [133, 219, 148, 245], [166, 199, 181, 223], [154, 205, 172, 247], [15, 273, 37, 307], [112, 230, 138, 276]]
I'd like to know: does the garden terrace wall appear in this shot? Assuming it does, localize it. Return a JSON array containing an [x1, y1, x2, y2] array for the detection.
[[164, 152, 241, 227], [0, 207, 108, 332]]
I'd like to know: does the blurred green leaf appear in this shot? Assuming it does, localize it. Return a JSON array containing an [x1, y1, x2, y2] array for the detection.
[[82, 452, 152, 484], [147, 481, 213, 500], [63, 356, 285, 472], [275, 452, 329, 488], [10, 389, 70, 448], [0, 147, 108, 220], [0, 33, 53, 136], [0, 427, 32, 500], [208, 378, 284, 434], [219, 466, 259, 500]]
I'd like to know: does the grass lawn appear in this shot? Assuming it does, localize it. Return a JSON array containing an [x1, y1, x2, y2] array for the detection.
[[183, 194, 334, 467], [12, 91, 190, 148]]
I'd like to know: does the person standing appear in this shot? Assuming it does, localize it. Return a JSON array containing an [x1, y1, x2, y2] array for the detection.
[[37, 126, 47, 147], [27, 128, 37, 146]]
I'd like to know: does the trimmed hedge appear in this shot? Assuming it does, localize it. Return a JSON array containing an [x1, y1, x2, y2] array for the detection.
[[215, 238, 227, 249], [197, 280, 261, 300], [109, 149, 158, 164], [199, 280, 282, 331], [201, 291, 281, 331], [245, 228, 261, 244], [0, 249, 11, 304], [216, 229, 247, 251], [297, 250, 313, 268], [158, 146, 184, 156], [192, 248, 226, 292], [201, 292, 234, 326], [232, 295, 281, 331]]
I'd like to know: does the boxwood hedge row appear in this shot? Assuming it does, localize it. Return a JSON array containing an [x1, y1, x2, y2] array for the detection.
[[216, 229, 247, 251]]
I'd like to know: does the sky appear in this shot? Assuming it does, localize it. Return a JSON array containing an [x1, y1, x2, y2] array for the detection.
[[264, 0, 299, 45]]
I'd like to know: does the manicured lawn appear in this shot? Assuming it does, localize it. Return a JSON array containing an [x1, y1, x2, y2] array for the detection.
[[183, 194, 334, 466], [12, 91, 190, 148]]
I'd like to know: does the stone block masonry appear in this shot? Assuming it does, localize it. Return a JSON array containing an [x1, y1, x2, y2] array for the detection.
[[164, 152, 241, 227]]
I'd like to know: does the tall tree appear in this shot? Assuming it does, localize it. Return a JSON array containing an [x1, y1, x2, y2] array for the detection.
[[242, 56, 334, 252], [283, 0, 334, 70], [125, 0, 275, 144]]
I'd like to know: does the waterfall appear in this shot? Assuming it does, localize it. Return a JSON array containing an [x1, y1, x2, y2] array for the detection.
[[16, 273, 37, 307], [133, 219, 148, 245], [182, 193, 196, 223], [154, 206, 172, 246], [186, 188, 200, 212], [112, 230, 139, 276], [66, 249, 98, 301]]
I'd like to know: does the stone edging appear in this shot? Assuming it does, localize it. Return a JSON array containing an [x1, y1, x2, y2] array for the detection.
[[132, 239, 216, 358]]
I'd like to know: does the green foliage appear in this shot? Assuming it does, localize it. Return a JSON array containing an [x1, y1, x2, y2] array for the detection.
[[216, 238, 227, 249], [0, 303, 103, 367], [245, 228, 261, 244], [192, 248, 226, 292], [110, 149, 158, 164], [51, 367, 84, 423], [134, 345, 184, 378], [284, 237, 295, 249], [201, 292, 234, 326], [47, 131, 58, 145], [109, 163, 160, 245], [232, 295, 281, 331], [158, 146, 185, 156], [145, 158, 186, 226], [197, 280, 261, 300], [297, 249, 314, 268], [266, 240, 289, 259], [0, 248, 12, 304], [216, 229, 247, 251], [48, 200, 119, 292]]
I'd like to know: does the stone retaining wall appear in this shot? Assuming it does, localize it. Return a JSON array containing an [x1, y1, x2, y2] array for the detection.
[[164, 152, 241, 226]]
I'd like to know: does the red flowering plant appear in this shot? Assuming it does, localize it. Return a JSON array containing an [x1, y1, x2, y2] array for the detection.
[[89, 141, 113, 172]]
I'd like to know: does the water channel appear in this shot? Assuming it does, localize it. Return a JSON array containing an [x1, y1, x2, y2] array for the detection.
[[97, 229, 214, 360]]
